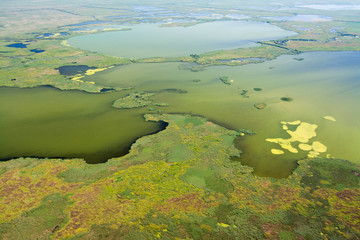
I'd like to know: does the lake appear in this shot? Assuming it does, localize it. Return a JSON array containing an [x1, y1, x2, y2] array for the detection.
[[1, 21, 359, 178], [68, 21, 296, 58]]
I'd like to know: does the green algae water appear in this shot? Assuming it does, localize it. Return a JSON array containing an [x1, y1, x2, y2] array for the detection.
[[84, 51, 360, 177], [0, 87, 165, 164], [1, 51, 359, 177]]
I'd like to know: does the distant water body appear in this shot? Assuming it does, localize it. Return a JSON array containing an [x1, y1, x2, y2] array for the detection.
[[68, 21, 296, 58]]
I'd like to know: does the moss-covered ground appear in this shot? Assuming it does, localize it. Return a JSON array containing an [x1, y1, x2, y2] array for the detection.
[[1, 114, 359, 239]]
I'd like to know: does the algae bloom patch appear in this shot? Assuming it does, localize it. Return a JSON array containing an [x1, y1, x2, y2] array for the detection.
[[271, 149, 285, 155], [323, 115, 336, 122], [266, 120, 328, 158]]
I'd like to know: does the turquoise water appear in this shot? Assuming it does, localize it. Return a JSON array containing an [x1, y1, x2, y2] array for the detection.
[[68, 21, 296, 58]]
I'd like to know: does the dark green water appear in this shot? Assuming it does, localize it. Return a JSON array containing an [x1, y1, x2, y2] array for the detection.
[[0, 87, 164, 164]]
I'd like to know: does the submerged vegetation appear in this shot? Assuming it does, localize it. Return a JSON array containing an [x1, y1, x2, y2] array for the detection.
[[281, 97, 294, 102], [219, 76, 232, 85]]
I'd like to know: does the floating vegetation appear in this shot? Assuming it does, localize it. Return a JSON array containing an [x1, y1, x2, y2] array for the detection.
[[298, 143, 312, 151], [192, 79, 201, 83], [253, 88, 263, 91], [163, 88, 188, 94], [271, 149, 284, 155], [112, 92, 155, 109], [238, 129, 256, 136], [219, 76, 232, 85], [152, 103, 169, 107], [254, 102, 266, 109], [266, 121, 318, 153], [280, 97, 294, 102], [266, 120, 329, 158], [312, 141, 327, 153], [324, 115, 336, 122], [281, 120, 301, 125]]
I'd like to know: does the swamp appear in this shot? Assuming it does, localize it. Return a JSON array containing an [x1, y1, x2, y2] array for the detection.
[[0, 0, 359, 239]]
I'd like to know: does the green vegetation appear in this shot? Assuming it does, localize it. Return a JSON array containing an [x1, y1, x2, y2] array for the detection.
[[112, 92, 155, 109], [0, 114, 359, 239], [0, 39, 130, 92], [1, 1, 360, 239], [254, 102, 267, 109], [219, 76, 232, 85]]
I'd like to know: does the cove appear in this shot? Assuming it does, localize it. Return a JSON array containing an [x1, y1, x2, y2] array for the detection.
[[0, 87, 166, 164], [68, 21, 296, 58]]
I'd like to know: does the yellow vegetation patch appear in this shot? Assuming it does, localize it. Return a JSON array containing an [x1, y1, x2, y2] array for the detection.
[[85, 68, 107, 76], [312, 141, 327, 153], [271, 149, 285, 155], [324, 115, 336, 122], [299, 143, 312, 151], [72, 75, 85, 82], [266, 121, 318, 154], [61, 40, 71, 47], [286, 122, 318, 143], [266, 138, 298, 153], [308, 151, 320, 158], [217, 222, 230, 228], [281, 120, 301, 125]]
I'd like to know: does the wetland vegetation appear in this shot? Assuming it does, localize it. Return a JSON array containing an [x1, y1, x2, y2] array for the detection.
[[0, 0, 360, 239]]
